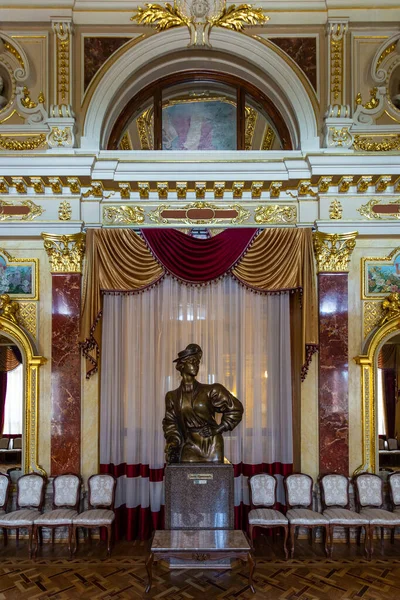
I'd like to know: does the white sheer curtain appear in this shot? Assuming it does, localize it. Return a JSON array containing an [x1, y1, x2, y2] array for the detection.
[[100, 276, 292, 538], [3, 363, 23, 435]]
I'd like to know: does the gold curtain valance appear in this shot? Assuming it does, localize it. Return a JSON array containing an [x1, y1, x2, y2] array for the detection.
[[81, 228, 317, 377]]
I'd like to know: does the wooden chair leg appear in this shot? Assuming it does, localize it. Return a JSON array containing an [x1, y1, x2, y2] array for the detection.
[[289, 525, 296, 559], [88, 528, 92, 546], [33, 525, 38, 559], [329, 524, 334, 558], [369, 526, 374, 558], [380, 527, 384, 550], [346, 528, 350, 546], [72, 525, 78, 555], [51, 529, 55, 547], [282, 525, 289, 561], [356, 527, 361, 546], [106, 525, 112, 557], [28, 526, 33, 559], [2, 528, 8, 546], [323, 526, 329, 558], [308, 528, 313, 546], [249, 525, 254, 541], [364, 526, 370, 560], [68, 525, 73, 558], [39, 526, 43, 547], [391, 528, 395, 544], [16, 529, 19, 547]]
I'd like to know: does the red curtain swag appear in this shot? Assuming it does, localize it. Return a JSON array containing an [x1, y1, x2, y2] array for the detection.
[[142, 228, 257, 283]]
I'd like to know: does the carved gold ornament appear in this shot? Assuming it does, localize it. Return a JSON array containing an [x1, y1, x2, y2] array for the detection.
[[313, 231, 357, 273], [103, 205, 146, 225], [67, 177, 81, 194], [0, 198, 44, 221], [0, 178, 9, 194], [254, 204, 296, 224], [269, 182, 282, 198], [363, 87, 380, 110], [353, 135, 400, 152], [0, 134, 47, 151], [20, 87, 38, 109], [318, 177, 332, 194], [377, 42, 397, 68], [328, 20, 348, 105], [329, 127, 352, 148], [30, 177, 45, 194], [148, 201, 249, 225], [214, 182, 225, 199], [58, 200, 72, 221], [329, 199, 342, 220], [357, 176, 373, 193], [42, 232, 86, 274], [119, 183, 131, 199], [379, 293, 400, 326], [375, 176, 391, 193], [358, 198, 400, 220], [138, 183, 150, 200], [0, 294, 20, 324], [251, 182, 263, 199], [338, 176, 353, 193], [261, 126, 275, 150], [131, 1, 269, 47]]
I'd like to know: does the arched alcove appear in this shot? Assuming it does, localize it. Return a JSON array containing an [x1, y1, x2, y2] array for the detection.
[[81, 28, 319, 151], [0, 316, 46, 475]]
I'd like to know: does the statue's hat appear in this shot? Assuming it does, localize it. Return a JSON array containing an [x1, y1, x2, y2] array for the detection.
[[173, 343, 202, 362]]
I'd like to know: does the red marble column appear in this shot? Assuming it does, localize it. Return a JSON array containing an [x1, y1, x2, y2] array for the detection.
[[318, 273, 349, 476], [51, 273, 82, 475]]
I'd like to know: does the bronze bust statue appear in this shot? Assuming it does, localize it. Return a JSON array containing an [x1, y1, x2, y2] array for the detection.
[[163, 343, 243, 463]]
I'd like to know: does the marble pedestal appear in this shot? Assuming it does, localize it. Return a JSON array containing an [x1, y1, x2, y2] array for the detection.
[[165, 461, 234, 530]]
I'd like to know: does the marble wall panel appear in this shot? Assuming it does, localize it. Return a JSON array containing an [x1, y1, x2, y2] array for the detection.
[[271, 37, 317, 92], [319, 273, 349, 476], [84, 37, 130, 91], [51, 273, 81, 476]]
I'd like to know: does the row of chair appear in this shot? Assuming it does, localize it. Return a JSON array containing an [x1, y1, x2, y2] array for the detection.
[[248, 472, 400, 559], [0, 472, 116, 558]]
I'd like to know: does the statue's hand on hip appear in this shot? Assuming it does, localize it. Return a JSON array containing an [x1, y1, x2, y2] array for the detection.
[[197, 424, 220, 438]]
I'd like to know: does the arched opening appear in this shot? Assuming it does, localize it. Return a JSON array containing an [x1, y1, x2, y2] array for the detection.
[[107, 71, 293, 151]]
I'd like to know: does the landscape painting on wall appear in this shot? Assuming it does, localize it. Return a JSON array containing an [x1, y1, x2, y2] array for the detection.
[[0, 252, 36, 298], [366, 251, 400, 296], [162, 100, 236, 151]]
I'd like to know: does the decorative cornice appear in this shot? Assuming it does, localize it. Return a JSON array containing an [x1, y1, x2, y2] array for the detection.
[[313, 231, 357, 273], [42, 233, 85, 274]]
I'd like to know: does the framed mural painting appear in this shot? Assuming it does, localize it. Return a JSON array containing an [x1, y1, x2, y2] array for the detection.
[[363, 247, 400, 298], [0, 249, 38, 300]]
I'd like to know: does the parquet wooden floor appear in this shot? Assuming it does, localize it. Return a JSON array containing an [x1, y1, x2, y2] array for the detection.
[[1, 537, 400, 599]]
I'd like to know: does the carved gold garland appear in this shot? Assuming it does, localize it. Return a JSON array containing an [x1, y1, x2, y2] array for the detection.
[[0, 134, 47, 151], [103, 205, 145, 225], [254, 204, 296, 224], [353, 135, 400, 152]]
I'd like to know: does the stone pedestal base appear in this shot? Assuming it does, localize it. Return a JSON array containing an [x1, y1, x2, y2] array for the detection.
[[165, 461, 234, 530]]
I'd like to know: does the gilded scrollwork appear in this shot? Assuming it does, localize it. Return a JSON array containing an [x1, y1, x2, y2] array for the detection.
[[0, 294, 20, 324], [254, 204, 296, 224], [42, 233, 86, 274], [379, 293, 400, 325], [0, 134, 47, 151], [103, 205, 146, 225], [358, 198, 400, 220], [353, 135, 400, 152], [313, 231, 357, 273], [0, 198, 44, 221], [58, 200, 72, 221]]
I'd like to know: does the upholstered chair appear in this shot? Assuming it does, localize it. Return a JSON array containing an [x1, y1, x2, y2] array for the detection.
[[0, 473, 10, 517], [0, 473, 46, 558], [33, 473, 81, 558], [284, 473, 329, 558], [320, 474, 369, 558], [354, 473, 400, 558], [72, 474, 116, 557], [248, 473, 289, 559], [388, 472, 400, 543], [12, 437, 22, 450], [0, 437, 9, 449]]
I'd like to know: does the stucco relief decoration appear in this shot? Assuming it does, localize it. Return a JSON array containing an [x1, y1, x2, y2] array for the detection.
[[131, 0, 269, 47]]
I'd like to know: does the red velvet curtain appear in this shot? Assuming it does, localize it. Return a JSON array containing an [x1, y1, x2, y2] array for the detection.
[[142, 228, 256, 283], [383, 369, 396, 439]]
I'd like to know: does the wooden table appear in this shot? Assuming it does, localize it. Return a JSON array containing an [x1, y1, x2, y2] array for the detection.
[[146, 529, 255, 593]]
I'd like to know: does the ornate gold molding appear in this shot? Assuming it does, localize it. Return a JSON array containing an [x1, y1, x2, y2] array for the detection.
[[254, 204, 296, 224], [103, 205, 145, 225], [363, 301, 383, 339], [0, 314, 46, 474], [148, 201, 249, 225], [377, 42, 397, 68], [327, 20, 348, 106], [313, 231, 357, 273], [379, 293, 400, 325], [42, 233, 85, 274], [358, 198, 400, 220], [52, 20, 72, 105], [0, 198, 44, 221], [353, 135, 400, 152], [0, 134, 47, 151]]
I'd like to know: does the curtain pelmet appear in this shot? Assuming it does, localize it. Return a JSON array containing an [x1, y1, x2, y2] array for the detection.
[[81, 227, 318, 377]]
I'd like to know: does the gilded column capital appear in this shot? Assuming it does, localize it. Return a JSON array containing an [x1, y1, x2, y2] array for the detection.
[[313, 231, 357, 273], [42, 232, 85, 274]]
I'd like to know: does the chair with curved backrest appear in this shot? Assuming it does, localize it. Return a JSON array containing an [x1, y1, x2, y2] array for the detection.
[[33, 473, 81, 558], [284, 473, 329, 559], [354, 472, 400, 558], [388, 472, 400, 543], [248, 473, 289, 559], [0, 473, 10, 518], [320, 473, 369, 558], [0, 473, 46, 558], [72, 474, 116, 557]]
